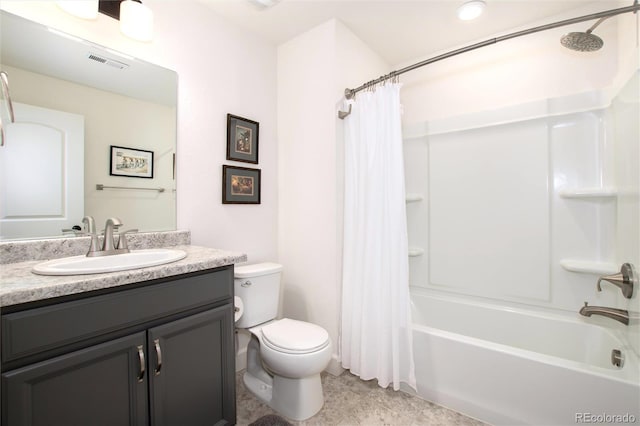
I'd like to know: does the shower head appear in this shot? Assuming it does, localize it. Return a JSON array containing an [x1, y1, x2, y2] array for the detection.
[[560, 16, 608, 52], [560, 31, 604, 51]]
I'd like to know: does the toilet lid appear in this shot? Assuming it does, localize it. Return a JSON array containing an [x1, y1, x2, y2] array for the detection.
[[261, 318, 329, 354]]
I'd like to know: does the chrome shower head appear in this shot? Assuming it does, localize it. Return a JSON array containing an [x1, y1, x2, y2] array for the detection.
[[560, 16, 608, 52], [560, 31, 604, 51]]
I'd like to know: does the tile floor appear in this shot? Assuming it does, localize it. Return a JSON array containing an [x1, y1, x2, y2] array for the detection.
[[235, 370, 487, 425]]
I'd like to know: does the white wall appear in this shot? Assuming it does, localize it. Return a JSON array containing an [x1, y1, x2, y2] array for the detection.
[[277, 19, 388, 373], [1, 0, 279, 261]]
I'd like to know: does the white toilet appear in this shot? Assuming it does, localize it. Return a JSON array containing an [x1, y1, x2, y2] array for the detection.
[[234, 262, 332, 421]]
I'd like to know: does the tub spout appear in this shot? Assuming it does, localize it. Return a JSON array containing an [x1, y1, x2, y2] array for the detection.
[[579, 302, 629, 326]]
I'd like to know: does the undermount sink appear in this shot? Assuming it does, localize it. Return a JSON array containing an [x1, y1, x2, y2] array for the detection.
[[32, 249, 187, 276]]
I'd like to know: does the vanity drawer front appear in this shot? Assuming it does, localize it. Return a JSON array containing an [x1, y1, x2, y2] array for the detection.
[[2, 267, 232, 364]]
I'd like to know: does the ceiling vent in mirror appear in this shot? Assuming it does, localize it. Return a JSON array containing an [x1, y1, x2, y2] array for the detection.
[[87, 53, 130, 70]]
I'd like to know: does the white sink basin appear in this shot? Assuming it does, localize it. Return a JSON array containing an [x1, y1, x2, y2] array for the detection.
[[32, 249, 187, 276]]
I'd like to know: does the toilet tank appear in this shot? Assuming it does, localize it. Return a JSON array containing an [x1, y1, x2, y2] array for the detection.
[[234, 262, 283, 328]]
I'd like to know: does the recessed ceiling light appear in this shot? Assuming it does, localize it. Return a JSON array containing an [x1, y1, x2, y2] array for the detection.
[[457, 0, 486, 21]]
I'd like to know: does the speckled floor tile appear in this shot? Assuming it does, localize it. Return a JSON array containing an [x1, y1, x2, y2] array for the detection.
[[235, 370, 487, 426]]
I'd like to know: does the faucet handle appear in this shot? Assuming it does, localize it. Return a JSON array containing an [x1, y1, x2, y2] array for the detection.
[[117, 229, 138, 251], [62, 226, 98, 252], [62, 226, 83, 235], [76, 229, 101, 256], [597, 263, 636, 299]]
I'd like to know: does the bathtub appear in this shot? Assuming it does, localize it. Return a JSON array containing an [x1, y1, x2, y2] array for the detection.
[[408, 291, 640, 425]]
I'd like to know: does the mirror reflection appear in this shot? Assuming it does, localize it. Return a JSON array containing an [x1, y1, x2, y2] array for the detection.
[[0, 10, 177, 240]]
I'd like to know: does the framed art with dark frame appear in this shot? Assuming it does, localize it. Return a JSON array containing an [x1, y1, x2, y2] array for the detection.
[[226, 114, 259, 164], [109, 145, 154, 178], [222, 165, 261, 204]]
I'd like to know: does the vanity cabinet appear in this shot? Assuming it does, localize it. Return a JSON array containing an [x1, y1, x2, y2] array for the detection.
[[3, 332, 149, 425], [1, 267, 236, 426]]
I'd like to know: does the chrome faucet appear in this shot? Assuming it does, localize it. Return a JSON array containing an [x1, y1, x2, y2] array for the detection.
[[83, 217, 135, 257], [579, 302, 629, 326], [102, 217, 123, 253]]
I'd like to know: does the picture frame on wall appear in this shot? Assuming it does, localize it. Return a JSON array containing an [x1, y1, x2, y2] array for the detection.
[[222, 165, 261, 204], [110, 145, 154, 179], [226, 114, 259, 164]]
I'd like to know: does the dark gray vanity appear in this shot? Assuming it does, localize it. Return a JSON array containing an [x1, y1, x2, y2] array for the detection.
[[0, 235, 246, 426]]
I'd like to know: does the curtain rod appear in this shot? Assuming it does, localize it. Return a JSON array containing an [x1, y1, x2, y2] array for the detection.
[[338, 2, 640, 119]]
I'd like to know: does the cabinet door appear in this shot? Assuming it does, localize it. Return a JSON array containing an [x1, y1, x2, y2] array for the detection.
[[149, 305, 236, 426], [2, 332, 148, 426]]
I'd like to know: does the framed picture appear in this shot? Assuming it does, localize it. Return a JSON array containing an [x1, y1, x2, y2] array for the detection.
[[227, 114, 259, 164], [222, 165, 261, 204], [110, 145, 154, 179]]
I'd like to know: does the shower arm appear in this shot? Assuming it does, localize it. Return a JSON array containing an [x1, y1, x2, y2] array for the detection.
[[586, 17, 609, 34], [338, 2, 640, 117]]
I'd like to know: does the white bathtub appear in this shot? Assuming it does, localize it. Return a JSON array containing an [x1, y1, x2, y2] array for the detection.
[[408, 291, 640, 425]]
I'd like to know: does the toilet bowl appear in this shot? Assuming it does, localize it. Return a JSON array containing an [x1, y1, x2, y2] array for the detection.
[[245, 318, 332, 420], [234, 263, 332, 421], [256, 318, 331, 377]]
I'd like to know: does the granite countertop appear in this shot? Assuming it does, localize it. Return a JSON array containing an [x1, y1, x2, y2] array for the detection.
[[0, 245, 246, 307], [0, 238, 247, 307]]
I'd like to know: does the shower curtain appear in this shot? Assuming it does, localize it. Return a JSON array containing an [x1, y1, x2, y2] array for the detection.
[[340, 83, 416, 391]]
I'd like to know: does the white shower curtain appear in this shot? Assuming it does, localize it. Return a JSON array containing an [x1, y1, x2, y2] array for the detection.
[[340, 83, 416, 391]]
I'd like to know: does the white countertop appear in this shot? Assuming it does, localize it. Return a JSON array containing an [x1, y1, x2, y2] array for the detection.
[[0, 245, 246, 307]]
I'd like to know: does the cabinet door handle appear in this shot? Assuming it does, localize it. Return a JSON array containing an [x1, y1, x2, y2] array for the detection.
[[136, 345, 145, 383], [154, 339, 163, 376]]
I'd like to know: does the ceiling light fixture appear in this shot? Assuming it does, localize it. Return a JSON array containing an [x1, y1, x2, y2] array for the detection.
[[457, 0, 486, 21], [57, 0, 154, 42], [119, 0, 154, 42]]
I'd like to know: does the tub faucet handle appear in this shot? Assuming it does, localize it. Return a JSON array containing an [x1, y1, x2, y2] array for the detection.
[[597, 263, 636, 299]]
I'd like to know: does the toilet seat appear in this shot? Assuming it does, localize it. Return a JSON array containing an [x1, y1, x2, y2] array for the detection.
[[260, 318, 330, 354]]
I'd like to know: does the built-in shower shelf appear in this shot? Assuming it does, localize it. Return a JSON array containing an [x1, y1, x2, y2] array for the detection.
[[558, 187, 618, 199], [560, 259, 618, 275], [406, 193, 424, 203], [408, 247, 425, 257]]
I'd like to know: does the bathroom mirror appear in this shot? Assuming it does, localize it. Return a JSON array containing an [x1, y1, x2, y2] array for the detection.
[[0, 10, 177, 240]]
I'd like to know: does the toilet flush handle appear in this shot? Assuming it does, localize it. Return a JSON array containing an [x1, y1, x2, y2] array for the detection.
[[241, 280, 252, 287]]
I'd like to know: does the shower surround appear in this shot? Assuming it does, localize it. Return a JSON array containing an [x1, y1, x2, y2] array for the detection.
[[401, 61, 639, 424]]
